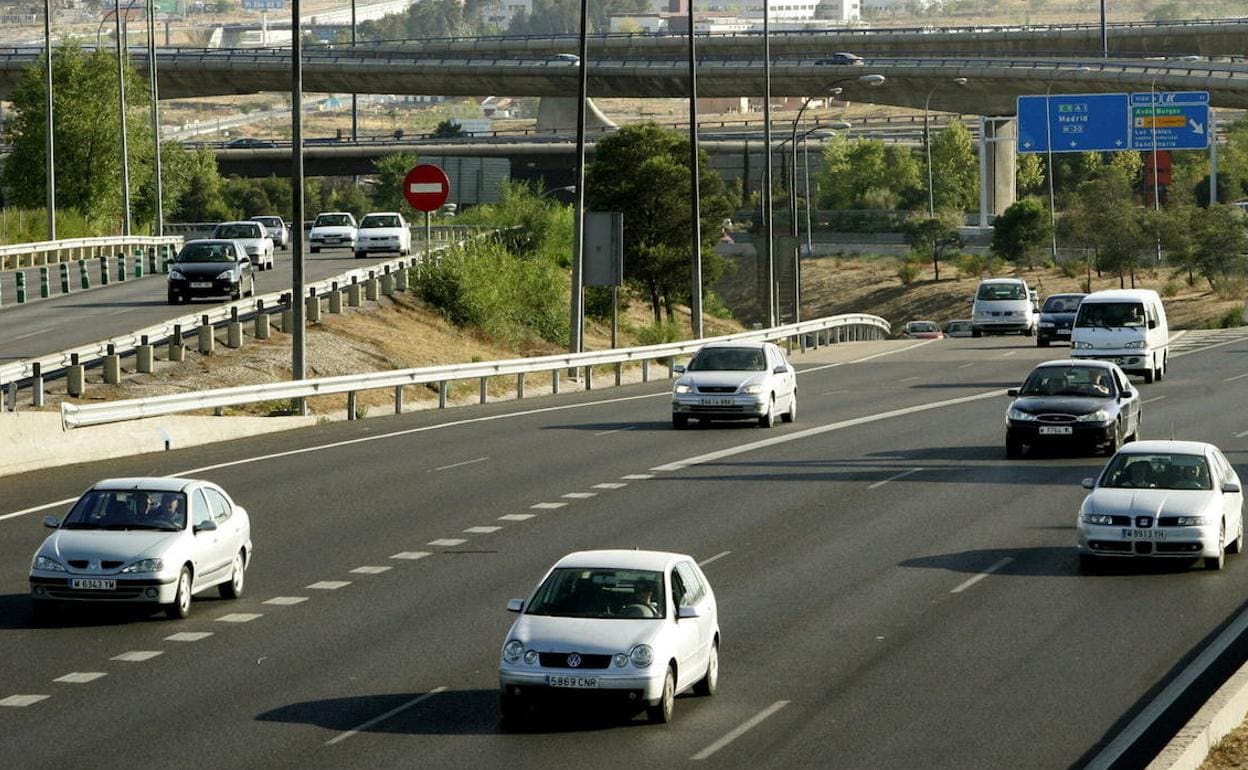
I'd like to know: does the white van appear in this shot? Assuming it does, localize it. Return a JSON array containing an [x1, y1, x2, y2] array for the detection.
[[971, 278, 1036, 337], [1070, 289, 1169, 383]]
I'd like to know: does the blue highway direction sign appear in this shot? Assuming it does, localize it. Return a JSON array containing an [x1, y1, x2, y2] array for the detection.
[[1130, 91, 1210, 151], [1017, 93, 1130, 154]]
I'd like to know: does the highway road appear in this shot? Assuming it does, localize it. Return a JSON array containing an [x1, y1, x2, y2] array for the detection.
[[1, 330, 1247, 768], [0, 248, 402, 366]]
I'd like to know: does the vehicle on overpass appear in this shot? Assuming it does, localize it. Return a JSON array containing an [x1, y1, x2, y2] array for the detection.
[[166, 239, 257, 304], [670, 341, 797, 429], [355, 212, 412, 258], [1077, 441, 1243, 571], [28, 477, 252, 620], [309, 211, 358, 253], [499, 549, 718, 725], [212, 220, 275, 270], [1005, 359, 1141, 459]]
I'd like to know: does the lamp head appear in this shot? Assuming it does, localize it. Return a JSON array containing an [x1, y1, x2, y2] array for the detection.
[[860, 74, 886, 86]]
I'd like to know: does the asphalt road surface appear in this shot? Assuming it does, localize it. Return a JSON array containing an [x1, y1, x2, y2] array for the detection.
[[1, 329, 1247, 769]]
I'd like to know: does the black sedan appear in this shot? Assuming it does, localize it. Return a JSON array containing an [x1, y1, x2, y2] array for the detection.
[[1005, 359, 1142, 458], [167, 239, 256, 304], [1036, 292, 1086, 347]]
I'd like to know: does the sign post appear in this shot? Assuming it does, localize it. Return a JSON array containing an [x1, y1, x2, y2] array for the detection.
[[402, 164, 451, 269]]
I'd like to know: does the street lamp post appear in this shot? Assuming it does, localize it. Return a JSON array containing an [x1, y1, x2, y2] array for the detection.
[[1044, 66, 1091, 262], [350, 0, 357, 143], [762, 0, 774, 326], [291, 0, 306, 394], [567, 0, 590, 357], [687, 0, 703, 339], [114, 0, 131, 236], [147, 0, 163, 236], [43, 0, 55, 240], [925, 77, 967, 219]]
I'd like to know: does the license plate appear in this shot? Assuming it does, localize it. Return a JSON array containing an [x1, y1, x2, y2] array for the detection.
[[325, 237, 340, 243], [1038, 426, 1073, 435], [70, 578, 116, 590], [190, 281, 212, 289], [1058, 329, 1070, 335], [1121, 529, 1165, 540], [701, 398, 734, 406], [547, 675, 598, 688]]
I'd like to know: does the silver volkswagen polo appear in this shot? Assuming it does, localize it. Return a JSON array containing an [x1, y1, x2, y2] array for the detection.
[[29, 477, 252, 620]]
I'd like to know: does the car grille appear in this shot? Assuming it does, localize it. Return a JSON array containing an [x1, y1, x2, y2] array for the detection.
[[1088, 540, 1132, 553], [67, 560, 124, 570], [697, 386, 737, 394], [690, 405, 748, 413], [46, 586, 147, 600], [538, 652, 612, 669], [1036, 414, 1077, 423]]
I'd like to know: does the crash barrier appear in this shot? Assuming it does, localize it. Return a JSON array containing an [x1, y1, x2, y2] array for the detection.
[[0, 236, 182, 306]]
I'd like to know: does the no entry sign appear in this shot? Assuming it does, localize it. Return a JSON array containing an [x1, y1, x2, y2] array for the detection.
[[402, 164, 451, 212]]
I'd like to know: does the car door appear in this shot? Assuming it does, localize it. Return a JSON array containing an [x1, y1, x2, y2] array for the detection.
[[1212, 449, 1244, 541], [1113, 368, 1140, 436], [674, 562, 714, 680], [770, 344, 796, 409], [199, 487, 236, 583], [668, 567, 702, 691]]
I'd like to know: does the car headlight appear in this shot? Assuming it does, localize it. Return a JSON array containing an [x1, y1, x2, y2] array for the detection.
[[613, 653, 629, 668], [742, 384, 764, 394], [1123, 340, 1145, 349], [1008, 408, 1037, 422], [1174, 516, 1209, 526], [1077, 410, 1111, 422], [215, 270, 235, 280], [674, 383, 692, 394], [168, 270, 185, 281], [1082, 513, 1115, 526], [629, 644, 653, 668], [503, 640, 524, 663], [121, 558, 163, 574], [33, 555, 66, 572], [1073, 341, 1094, 349]]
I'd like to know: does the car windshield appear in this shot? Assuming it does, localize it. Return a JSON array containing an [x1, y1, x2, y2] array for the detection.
[[908, 322, 938, 333], [977, 283, 1026, 300], [360, 215, 401, 228], [315, 214, 353, 227], [60, 490, 188, 531], [176, 243, 235, 263], [946, 321, 971, 331], [1019, 366, 1116, 398], [214, 224, 261, 239], [1076, 302, 1146, 328], [688, 347, 766, 372], [1100, 453, 1213, 490], [1043, 296, 1083, 313], [525, 568, 666, 619], [252, 217, 281, 227]]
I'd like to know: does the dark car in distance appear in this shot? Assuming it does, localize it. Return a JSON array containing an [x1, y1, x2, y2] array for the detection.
[[1005, 359, 1142, 459], [815, 52, 864, 65], [1037, 293, 1086, 347], [166, 239, 256, 304]]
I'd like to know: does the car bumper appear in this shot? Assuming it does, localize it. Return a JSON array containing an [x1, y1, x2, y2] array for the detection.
[[29, 573, 179, 604], [168, 277, 239, 298], [672, 394, 769, 420], [1069, 351, 1149, 373], [1036, 327, 1072, 342], [356, 242, 404, 254], [499, 667, 666, 705], [1007, 421, 1116, 448], [974, 320, 1032, 332], [311, 237, 355, 248], [1077, 524, 1216, 558]]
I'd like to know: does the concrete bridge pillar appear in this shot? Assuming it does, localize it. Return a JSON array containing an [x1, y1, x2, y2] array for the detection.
[[979, 117, 1017, 225], [535, 98, 617, 134]]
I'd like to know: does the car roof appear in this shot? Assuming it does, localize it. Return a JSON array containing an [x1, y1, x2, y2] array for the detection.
[[979, 277, 1025, 284], [1033, 359, 1116, 370], [1116, 440, 1214, 456], [183, 239, 238, 246], [216, 220, 262, 228], [696, 340, 768, 350], [362, 212, 403, 218], [1045, 293, 1087, 299], [1081, 289, 1161, 302], [553, 549, 691, 572], [316, 211, 354, 217], [90, 477, 200, 493]]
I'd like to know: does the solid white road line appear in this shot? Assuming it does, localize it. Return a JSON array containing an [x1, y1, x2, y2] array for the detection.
[[899, 376, 920, 383], [431, 457, 489, 472], [307, 581, 351, 590], [111, 651, 163, 662], [958, 362, 975, 369], [216, 613, 262, 623], [464, 526, 501, 534], [389, 552, 431, 561], [698, 551, 731, 567], [867, 468, 924, 490], [427, 538, 467, 547], [54, 673, 106, 684], [1224, 372, 1248, 382], [1002, 351, 1017, 357], [0, 695, 49, 707], [1236, 429, 1248, 439], [0, 496, 77, 522], [950, 557, 1015, 594], [691, 700, 790, 761], [350, 566, 392, 575], [1143, 396, 1167, 404], [165, 632, 214, 642], [264, 596, 309, 605], [325, 686, 448, 746], [594, 426, 635, 436]]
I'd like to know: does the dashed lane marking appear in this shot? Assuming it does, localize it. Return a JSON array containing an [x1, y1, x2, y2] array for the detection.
[[390, 552, 431, 561], [594, 427, 635, 436], [307, 581, 351, 590], [951, 557, 1015, 594], [427, 539, 467, 547], [111, 651, 163, 662], [325, 686, 449, 746], [692, 700, 791, 761], [216, 613, 263, 623], [593, 483, 627, 489], [350, 566, 392, 575], [431, 457, 488, 472], [867, 468, 925, 490], [499, 514, 535, 521], [698, 551, 731, 567], [0, 695, 49, 707], [530, 503, 567, 510], [621, 474, 654, 480], [165, 632, 213, 642], [562, 492, 597, 499], [1224, 373, 1248, 382], [1143, 396, 1167, 404], [54, 673, 106, 684], [264, 596, 309, 605], [464, 526, 501, 534]]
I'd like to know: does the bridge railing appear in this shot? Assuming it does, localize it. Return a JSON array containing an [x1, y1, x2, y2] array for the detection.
[[58, 313, 891, 429], [0, 235, 183, 272]]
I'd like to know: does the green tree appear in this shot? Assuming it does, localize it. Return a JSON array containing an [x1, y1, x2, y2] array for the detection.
[[1017, 153, 1046, 198], [927, 120, 978, 213], [432, 120, 465, 139], [903, 213, 962, 281], [816, 136, 922, 210], [166, 147, 231, 222], [1067, 170, 1151, 286], [371, 153, 421, 213], [992, 197, 1053, 268], [1190, 204, 1248, 290], [1151, 205, 1199, 285]]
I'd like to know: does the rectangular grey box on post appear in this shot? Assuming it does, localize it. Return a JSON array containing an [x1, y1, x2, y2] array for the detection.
[[584, 212, 623, 287]]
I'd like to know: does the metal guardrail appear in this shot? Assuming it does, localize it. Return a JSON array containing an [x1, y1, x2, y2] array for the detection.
[[0, 235, 183, 272], [59, 313, 890, 429]]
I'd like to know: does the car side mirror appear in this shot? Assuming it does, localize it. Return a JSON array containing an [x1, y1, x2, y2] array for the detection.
[[1224, 481, 1242, 494], [193, 519, 218, 534], [1148, 319, 1157, 329], [1006, 388, 1018, 397], [672, 364, 686, 374], [507, 598, 524, 613], [677, 606, 701, 620], [42, 515, 59, 529], [773, 366, 787, 375], [1081, 478, 1096, 490]]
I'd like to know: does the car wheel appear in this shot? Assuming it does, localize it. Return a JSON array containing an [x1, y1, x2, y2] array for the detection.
[[647, 666, 675, 724], [354, 251, 365, 259], [672, 414, 689, 430], [1229, 517, 1244, 555], [311, 247, 320, 254], [1078, 553, 1100, 574], [1206, 522, 1227, 570], [246, 276, 256, 298], [972, 328, 982, 338], [1037, 337, 1049, 347], [166, 567, 192, 619], [167, 291, 179, 305], [1024, 325, 1035, 337], [1102, 425, 1122, 456], [1006, 435, 1023, 460], [781, 391, 797, 423], [758, 397, 776, 428], [1143, 364, 1155, 384], [219, 549, 245, 599], [1154, 355, 1165, 382], [693, 642, 718, 697]]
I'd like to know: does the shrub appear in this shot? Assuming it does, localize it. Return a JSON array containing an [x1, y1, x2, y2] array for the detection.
[[1057, 259, 1084, 279], [637, 319, 683, 347], [957, 252, 989, 278], [1160, 280, 1181, 298], [896, 254, 922, 285], [703, 290, 735, 320]]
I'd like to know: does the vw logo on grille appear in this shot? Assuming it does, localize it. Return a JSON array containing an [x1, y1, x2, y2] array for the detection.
[[566, 653, 582, 668]]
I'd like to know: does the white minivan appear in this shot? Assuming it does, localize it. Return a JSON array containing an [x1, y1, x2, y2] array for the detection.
[[971, 278, 1037, 337], [1070, 289, 1169, 383]]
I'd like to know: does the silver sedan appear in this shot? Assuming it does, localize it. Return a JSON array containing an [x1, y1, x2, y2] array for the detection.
[[29, 477, 252, 620], [670, 341, 797, 429]]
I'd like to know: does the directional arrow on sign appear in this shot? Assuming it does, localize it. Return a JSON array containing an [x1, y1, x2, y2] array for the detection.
[[1190, 120, 1205, 135]]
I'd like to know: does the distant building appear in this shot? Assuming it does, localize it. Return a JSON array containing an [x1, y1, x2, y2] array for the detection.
[[482, 0, 532, 28], [655, 0, 860, 32]]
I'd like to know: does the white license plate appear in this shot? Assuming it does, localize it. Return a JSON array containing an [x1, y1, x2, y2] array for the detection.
[[70, 578, 116, 590], [1038, 426, 1073, 435], [701, 398, 735, 407], [1057, 329, 1071, 335], [190, 281, 212, 289], [547, 675, 598, 689], [324, 238, 340, 243], [1121, 529, 1165, 540]]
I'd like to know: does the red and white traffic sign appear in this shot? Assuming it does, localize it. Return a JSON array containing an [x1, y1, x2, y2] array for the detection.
[[402, 164, 451, 212]]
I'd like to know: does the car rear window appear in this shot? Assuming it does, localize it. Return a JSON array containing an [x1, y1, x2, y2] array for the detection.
[[214, 224, 261, 239], [315, 214, 353, 227], [1043, 296, 1083, 313], [977, 283, 1026, 300]]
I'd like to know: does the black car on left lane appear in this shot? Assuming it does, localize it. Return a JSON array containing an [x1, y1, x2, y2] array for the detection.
[[1005, 359, 1142, 458]]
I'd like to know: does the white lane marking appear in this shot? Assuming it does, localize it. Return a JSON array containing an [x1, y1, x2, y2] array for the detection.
[[464, 526, 501, 534], [499, 513, 535, 521], [427, 538, 467, 547], [957, 362, 975, 369], [1171, 333, 1248, 358], [112, 651, 163, 662], [165, 632, 213, 642], [1143, 395, 1167, 404], [1224, 372, 1248, 382], [651, 389, 1008, 473], [899, 376, 920, 382], [390, 552, 431, 561], [307, 581, 351, 590], [0, 695, 49, 707], [1002, 351, 1017, 358], [0, 338, 941, 523], [531, 502, 567, 510], [562, 492, 597, 499], [867, 468, 924, 490], [325, 686, 448, 746], [594, 426, 635, 436], [797, 363, 845, 375], [593, 483, 627, 489], [12, 330, 45, 341], [1236, 429, 1248, 439], [264, 596, 309, 605], [691, 700, 790, 761], [698, 551, 731, 567], [216, 613, 263, 623], [55, 672, 106, 684], [950, 557, 1015, 594], [431, 457, 488, 472], [350, 566, 392, 575], [621, 474, 653, 480]]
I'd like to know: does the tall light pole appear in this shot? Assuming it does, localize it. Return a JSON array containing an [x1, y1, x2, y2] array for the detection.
[[147, 0, 163, 236], [1149, 77, 1162, 264], [291, 0, 306, 390], [762, 0, 774, 327], [567, 0, 590, 356], [687, 0, 703, 339], [43, 0, 55, 240], [114, 0, 132, 236], [350, 0, 358, 142], [1043, 67, 1089, 261], [925, 77, 967, 219]]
